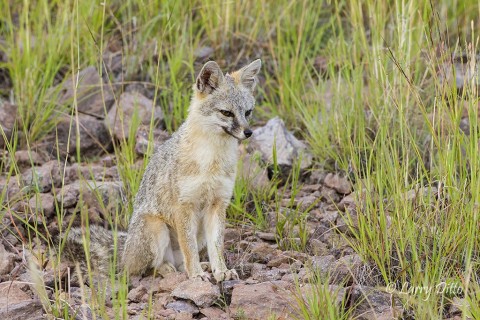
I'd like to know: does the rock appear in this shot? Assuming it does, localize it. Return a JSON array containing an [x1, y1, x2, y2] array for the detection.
[[165, 300, 199, 314], [267, 255, 294, 268], [0, 281, 43, 320], [224, 228, 242, 247], [21, 160, 62, 193], [194, 46, 214, 60], [449, 297, 467, 315], [220, 279, 243, 296], [338, 193, 356, 211], [335, 212, 359, 234], [319, 211, 338, 226], [0, 299, 44, 320], [299, 283, 347, 307], [200, 306, 228, 319], [127, 285, 148, 302], [309, 254, 363, 284], [307, 239, 329, 256], [106, 91, 164, 141], [135, 126, 170, 155], [56, 114, 111, 158], [302, 184, 322, 193], [256, 231, 275, 241], [56, 180, 124, 212], [248, 243, 279, 264], [350, 286, 403, 319], [310, 255, 336, 274], [247, 117, 312, 170], [239, 152, 270, 191], [14, 150, 44, 167], [55, 182, 81, 208], [0, 243, 17, 275], [404, 186, 439, 203], [295, 195, 319, 211], [28, 193, 55, 218], [83, 181, 125, 217], [158, 272, 188, 293], [171, 279, 220, 308], [439, 54, 480, 92], [230, 281, 297, 319], [173, 312, 194, 320], [52, 66, 115, 118], [320, 186, 340, 204], [324, 173, 352, 194], [0, 101, 17, 148]]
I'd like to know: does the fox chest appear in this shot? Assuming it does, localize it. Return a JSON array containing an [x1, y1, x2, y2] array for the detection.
[[177, 140, 238, 205], [177, 174, 235, 205]]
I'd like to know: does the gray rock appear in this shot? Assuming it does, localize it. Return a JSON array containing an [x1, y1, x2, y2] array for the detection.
[[247, 117, 312, 170], [308, 239, 329, 256], [350, 286, 403, 319], [56, 180, 124, 212], [256, 231, 276, 241], [320, 186, 340, 204], [21, 160, 62, 193], [338, 192, 356, 211], [171, 279, 220, 308], [440, 54, 480, 92], [239, 151, 270, 191], [56, 114, 111, 157], [0, 243, 17, 275], [0, 299, 44, 320], [324, 173, 352, 194], [310, 255, 336, 275], [230, 281, 297, 320], [165, 300, 199, 314], [448, 297, 467, 315], [194, 46, 214, 60], [248, 242, 279, 264], [52, 66, 115, 118], [220, 279, 243, 296], [14, 150, 45, 167], [28, 193, 55, 218], [300, 283, 347, 307], [134, 126, 170, 155], [0, 101, 17, 149], [127, 285, 148, 302], [106, 91, 164, 141]]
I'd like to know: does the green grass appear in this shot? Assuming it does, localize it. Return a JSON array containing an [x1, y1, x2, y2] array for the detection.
[[1, 0, 480, 318]]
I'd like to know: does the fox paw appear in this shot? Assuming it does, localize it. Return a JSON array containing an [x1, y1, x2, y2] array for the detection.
[[157, 262, 176, 277], [213, 268, 238, 282], [192, 272, 212, 282], [200, 262, 211, 272]]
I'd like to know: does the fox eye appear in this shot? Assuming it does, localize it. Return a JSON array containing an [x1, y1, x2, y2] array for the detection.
[[245, 110, 252, 117], [220, 110, 234, 117]]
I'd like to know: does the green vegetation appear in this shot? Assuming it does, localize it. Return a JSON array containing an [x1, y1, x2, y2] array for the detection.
[[1, 0, 479, 318]]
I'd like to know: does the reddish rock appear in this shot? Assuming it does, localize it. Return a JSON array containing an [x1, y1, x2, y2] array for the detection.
[[324, 173, 352, 195], [171, 279, 220, 308], [158, 272, 188, 293], [230, 281, 297, 320]]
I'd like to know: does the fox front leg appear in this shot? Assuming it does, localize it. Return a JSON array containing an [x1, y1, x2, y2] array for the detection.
[[175, 209, 209, 280], [204, 201, 238, 282]]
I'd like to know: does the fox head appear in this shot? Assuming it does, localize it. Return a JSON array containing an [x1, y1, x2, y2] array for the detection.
[[189, 59, 262, 140]]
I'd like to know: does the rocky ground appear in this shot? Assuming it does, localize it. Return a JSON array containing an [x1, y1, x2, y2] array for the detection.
[[0, 57, 474, 319]]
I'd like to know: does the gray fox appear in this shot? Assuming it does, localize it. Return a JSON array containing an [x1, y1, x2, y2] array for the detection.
[[64, 59, 262, 282]]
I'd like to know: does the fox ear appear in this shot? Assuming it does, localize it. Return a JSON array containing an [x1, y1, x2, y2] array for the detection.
[[237, 59, 262, 91], [196, 61, 224, 94]]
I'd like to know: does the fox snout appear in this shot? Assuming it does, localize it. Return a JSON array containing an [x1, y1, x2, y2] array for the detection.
[[244, 129, 253, 138]]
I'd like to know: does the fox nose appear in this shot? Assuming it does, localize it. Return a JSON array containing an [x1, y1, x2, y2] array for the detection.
[[244, 129, 253, 138]]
